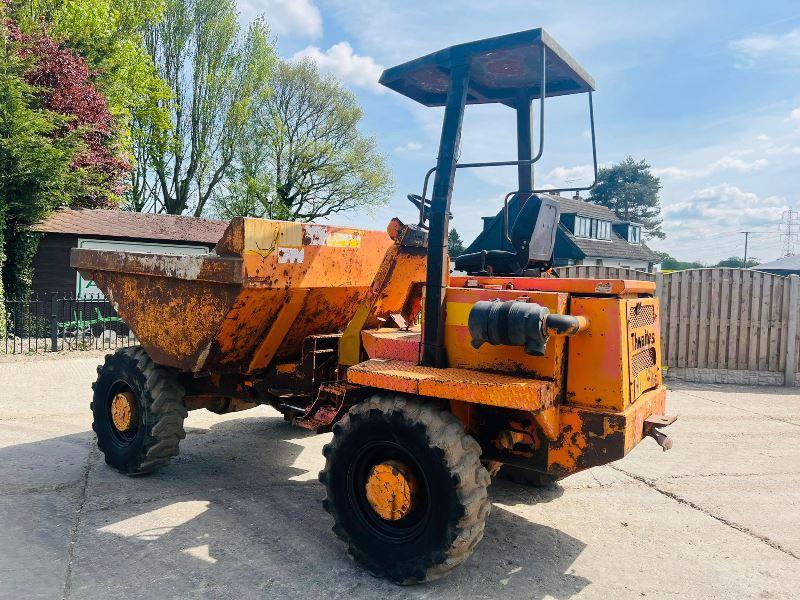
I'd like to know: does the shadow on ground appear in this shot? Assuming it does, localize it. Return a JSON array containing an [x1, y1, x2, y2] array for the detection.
[[2, 413, 589, 599]]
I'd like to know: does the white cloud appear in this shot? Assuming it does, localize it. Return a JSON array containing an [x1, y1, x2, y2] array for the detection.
[[790, 107, 800, 121], [653, 154, 768, 180], [394, 141, 423, 153], [663, 183, 787, 230], [712, 155, 768, 171], [730, 27, 800, 67], [254, 0, 322, 38], [292, 42, 385, 93]]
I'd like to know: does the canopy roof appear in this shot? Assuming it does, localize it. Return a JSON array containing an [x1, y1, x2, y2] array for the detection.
[[379, 28, 595, 107]]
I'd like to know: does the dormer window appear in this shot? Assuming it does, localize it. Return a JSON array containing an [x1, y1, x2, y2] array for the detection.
[[612, 222, 642, 244], [574, 216, 611, 240], [575, 216, 591, 237], [594, 219, 611, 240]]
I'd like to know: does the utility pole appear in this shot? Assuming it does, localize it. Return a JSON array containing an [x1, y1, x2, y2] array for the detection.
[[741, 231, 751, 266], [739, 231, 760, 269]]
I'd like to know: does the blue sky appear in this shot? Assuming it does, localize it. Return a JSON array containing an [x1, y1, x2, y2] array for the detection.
[[239, 0, 800, 264]]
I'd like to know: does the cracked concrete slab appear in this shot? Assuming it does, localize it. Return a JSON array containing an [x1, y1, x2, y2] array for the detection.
[[1, 353, 799, 599], [655, 472, 800, 558], [0, 492, 76, 599]]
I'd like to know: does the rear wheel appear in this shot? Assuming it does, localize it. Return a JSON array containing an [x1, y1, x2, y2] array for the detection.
[[91, 347, 187, 475], [320, 394, 491, 584]]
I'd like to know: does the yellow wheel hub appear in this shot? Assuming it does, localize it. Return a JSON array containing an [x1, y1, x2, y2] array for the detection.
[[110, 391, 137, 432], [364, 460, 419, 521]]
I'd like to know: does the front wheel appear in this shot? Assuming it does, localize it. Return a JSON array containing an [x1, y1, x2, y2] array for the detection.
[[320, 394, 491, 584], [91, 347, 187, 475]]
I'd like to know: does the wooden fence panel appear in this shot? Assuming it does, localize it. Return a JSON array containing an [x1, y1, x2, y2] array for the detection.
[[767, 276, 783, 372], [552, 265, 799, 382], [708, 269, 721, 369], [719, 269, 733, 369], [667, 272, 680, 366], [737, 271, 752, 371], [555, 265, 656, 282]]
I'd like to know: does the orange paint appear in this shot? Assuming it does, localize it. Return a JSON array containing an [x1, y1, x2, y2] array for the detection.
[[347, 359, 558, 411], [74, 216, 671, 482]]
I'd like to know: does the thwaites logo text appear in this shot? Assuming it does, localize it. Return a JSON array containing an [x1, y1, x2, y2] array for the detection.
[[631, 330, 656, 350]]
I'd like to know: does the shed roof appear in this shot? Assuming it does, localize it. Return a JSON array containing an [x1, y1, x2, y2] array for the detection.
[[33, 209, 228, 245]]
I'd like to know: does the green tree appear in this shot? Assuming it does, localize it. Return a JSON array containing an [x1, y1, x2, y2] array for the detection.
[[213, 132, 280, 219], [715, 256, 758, 268], [144, 0, 276, 216], [589, 156, 664, 239], [14, 0, 173, 207], [217, 59, 392, 221], [448, 228, 465, 257], [655, 251, 704, 271], [0, 14, 80, 305]]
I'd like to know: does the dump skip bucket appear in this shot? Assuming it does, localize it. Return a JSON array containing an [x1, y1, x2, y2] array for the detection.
[[71, 218, 396, 373]]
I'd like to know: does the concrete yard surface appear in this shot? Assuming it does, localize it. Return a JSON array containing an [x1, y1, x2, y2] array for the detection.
[[1, 353, 800, 599]]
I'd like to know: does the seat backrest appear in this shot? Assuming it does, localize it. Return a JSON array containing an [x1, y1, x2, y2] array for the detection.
[[510, 193, 561, 268]]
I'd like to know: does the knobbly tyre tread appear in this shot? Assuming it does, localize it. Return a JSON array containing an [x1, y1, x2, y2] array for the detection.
[[320, 394, 491, 584], [92, 347, 187, 475]]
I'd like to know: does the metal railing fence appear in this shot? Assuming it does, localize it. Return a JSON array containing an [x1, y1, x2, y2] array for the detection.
[[2, 293, 137, 354]]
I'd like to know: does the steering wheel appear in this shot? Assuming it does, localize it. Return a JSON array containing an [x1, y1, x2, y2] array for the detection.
[[407, 193, 431, 221]]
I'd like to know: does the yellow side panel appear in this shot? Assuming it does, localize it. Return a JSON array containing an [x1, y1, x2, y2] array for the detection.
[[239, 219, 394, 289], [567, 297, 629, 410]]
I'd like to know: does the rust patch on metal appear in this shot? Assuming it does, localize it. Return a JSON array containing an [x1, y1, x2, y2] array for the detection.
[[365, 461, 419, 521], [346, 359, 558, 411], [110, 391, 137, 432]]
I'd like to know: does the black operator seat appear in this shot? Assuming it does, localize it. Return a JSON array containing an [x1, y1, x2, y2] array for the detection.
[[454, 193, 561, 275]]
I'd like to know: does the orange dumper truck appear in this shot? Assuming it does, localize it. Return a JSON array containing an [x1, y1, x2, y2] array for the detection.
[[72, 28, 674, 584]]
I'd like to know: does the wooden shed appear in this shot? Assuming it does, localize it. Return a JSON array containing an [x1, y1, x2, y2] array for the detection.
[[31, 209, 228, 298]]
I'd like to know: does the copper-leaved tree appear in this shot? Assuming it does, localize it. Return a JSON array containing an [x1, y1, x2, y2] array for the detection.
[[1, 14, 129, 300]]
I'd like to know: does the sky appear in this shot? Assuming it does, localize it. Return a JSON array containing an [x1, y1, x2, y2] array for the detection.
[[237, 0, 800, 264]]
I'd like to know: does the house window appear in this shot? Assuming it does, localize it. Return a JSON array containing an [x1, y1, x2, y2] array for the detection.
[[575, 216, 612, 240], [575, 216, 591, 238], [595, 220, 611, 240], [629, 226, 641, 244]]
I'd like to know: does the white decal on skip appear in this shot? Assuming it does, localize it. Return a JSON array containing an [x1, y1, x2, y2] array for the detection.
[[303, 224, 328, 245], [277, 247, 305, 264]]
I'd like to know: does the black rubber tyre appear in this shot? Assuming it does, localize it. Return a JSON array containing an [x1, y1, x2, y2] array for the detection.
[[91, 347, 187, 475], [320, 394, 491, 584], [498, 464, 556, 487]]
